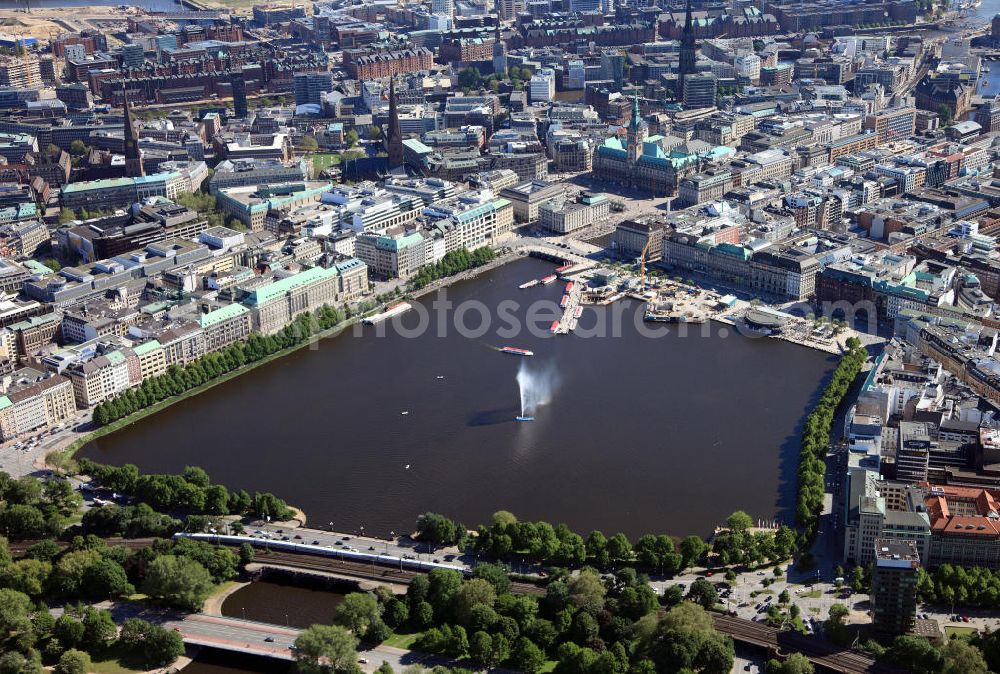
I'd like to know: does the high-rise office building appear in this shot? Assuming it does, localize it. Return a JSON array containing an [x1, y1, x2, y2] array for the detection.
[[230, 71, 248, 118], [294, 71, 334, 106], [682, 73, 717, 109], [871, 539, 920, 634], [529, 68, 555, 103], [122, 43, 145, 70], [432, 0, 454, 18]]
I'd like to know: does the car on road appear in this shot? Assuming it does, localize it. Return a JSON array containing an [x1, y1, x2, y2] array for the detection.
[[335, 541, 342, 545], [368, 546, 376, 551], [312, 540, 319, 545], [358, 658, 368, 664], [265, 637, 274, 642], [293, 534, 302, 539]]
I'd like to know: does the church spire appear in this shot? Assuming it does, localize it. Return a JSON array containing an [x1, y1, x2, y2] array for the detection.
[[385, 76, 404, 170], [493, 11, 507, 77], [678, 0, 697, 101], [122, 82, 144, 178]]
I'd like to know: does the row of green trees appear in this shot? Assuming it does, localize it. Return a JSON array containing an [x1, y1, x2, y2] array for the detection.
[[796, 338, 867, 539], [92, 304, 345, 427], [916, 563, 1000, 608], [421, 509, 796, 574], [408, 247, 497, 291], [862, 630, 988, 674], [77, 460, 293, 522]]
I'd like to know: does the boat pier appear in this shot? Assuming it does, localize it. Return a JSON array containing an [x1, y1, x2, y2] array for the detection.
[[552, 281, 584, 334]]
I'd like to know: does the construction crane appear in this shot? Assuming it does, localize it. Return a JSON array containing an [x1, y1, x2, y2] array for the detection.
[[638, 236, 651, 292]]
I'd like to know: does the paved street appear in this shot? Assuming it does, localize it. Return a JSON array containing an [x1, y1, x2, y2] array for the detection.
[[0, 409, 92, 478], [168, 613, 490, 673]]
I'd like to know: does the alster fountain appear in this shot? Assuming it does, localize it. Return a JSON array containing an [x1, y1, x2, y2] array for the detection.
[[516, 360, 558, 421]]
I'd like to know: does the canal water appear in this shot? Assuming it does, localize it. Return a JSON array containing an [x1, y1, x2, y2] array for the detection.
[[220, 579, 347, 628], [81, 257, 835, 539], [185, 580, 349, 674]]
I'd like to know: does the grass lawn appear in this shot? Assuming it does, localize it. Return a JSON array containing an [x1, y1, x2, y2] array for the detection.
[[312, 153, 342, 178], [89, 658, 143, 674], [383, 631, 422, 649], [945, 626, 978, 638], [799, 590, 822, 599], [88, 644, 145, 674]]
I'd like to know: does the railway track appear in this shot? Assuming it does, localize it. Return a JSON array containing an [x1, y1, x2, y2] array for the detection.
[[711, 614, 906, 674], [254, 550, 546, 596], [8, 537, 156, 555]]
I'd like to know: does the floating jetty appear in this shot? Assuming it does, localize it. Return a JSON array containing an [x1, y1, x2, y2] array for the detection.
[[516, 416, 535, 422], [554, 263, 573, 273], [519, 279, 540, 289], [362, 302, 412, 324], [551, 279, 584, 334], [549, 320, 560, 334], [540, 275, 557, 285]]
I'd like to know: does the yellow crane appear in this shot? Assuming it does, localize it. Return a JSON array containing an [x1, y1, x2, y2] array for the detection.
[[638, 237, 651, 292]]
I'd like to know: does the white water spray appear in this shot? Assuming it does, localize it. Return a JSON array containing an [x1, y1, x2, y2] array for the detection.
[[516, 360, 559, 418]]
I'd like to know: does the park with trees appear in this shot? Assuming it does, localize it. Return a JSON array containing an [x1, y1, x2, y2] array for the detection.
[[291, 564, 734, 674]]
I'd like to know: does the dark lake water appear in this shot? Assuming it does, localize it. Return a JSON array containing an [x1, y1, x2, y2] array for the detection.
[[81, 257, 834, 539], [181, 650, 292, 674], [221, 579, 346, 629]]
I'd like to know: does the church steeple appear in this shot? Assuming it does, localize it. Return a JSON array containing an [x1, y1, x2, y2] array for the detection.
[[122, 82, 144, 178], [678, 0, 697, 100], [492, 13, 507, 76], [626, 94, 646, 164], [385, 77, 404, 170]]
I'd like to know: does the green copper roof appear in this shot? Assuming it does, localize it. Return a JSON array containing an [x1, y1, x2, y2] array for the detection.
[[244, 266, 339, 307], [133, 339, 162, 356], [199, 303, 249, 328]]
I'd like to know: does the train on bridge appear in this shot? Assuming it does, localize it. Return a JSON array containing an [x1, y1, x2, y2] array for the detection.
[[175, 533, 468, 575]]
